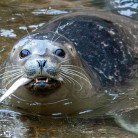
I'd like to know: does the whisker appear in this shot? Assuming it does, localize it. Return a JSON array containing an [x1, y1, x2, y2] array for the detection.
[[58, 75, 70, 84], [61, 65, 86, 72], [61, 67, 88, 79], [51, 22, 61, 42], [60, 72, 82, 91], [53, 33, 66, 43], [60, 72, 75, 84], [20, 13, 31, 39], [4, 73, 25, 89], [4, 74, 24, 89], [64, 71, 92, 88], [0, 65, 21, 72], [0, 69, 22, 77], [1, 72, 22, 80], [59, 59, 71, 65], [59, 73, 72, 84], [60, 68, 92, 88], [1, 65, 19, 68]]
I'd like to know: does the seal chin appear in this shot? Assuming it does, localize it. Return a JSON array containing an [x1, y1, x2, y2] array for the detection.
[[25, 76, 61, 91]]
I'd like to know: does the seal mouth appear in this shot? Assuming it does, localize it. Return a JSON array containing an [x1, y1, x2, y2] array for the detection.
[[25, 76, 61, 91]]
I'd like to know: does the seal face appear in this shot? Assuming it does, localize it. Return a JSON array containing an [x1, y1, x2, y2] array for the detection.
[[9, 31, 81, 94]]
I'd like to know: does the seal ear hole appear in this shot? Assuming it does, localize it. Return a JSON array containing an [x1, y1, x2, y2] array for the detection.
[[13, 48, 16, 52], [67, 44, 75, 54], [70, 48, 73, 52], [69, 47, 76, 55], [54, 49, 65, 58], [19, 49, 31, 59]]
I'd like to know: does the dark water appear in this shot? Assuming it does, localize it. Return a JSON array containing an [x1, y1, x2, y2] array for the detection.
[[0, 0, 138, 137]]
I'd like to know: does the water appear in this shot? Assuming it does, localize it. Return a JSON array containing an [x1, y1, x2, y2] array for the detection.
[[0, 0, 138, 137]]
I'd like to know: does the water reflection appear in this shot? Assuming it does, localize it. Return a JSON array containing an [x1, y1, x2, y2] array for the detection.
[[0, 107, 137, 138], [109, 0, 138, 19], [0, 29, 16, 38], [32, 7, 69, 15], [0, 0, 138, 137]]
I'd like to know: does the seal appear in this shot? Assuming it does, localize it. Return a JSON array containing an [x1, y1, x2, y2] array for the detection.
[[0, 11, 138, 134]]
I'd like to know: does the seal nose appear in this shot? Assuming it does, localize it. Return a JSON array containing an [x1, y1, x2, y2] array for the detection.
[[37, 60, 47, 70]]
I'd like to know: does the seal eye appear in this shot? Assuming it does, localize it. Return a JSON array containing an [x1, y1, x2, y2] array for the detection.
[[55, 49, 65, 58], [19, 49, 31, 58]]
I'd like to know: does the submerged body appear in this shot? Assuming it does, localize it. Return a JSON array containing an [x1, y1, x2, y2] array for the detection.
[[0, 11, 138, 134]]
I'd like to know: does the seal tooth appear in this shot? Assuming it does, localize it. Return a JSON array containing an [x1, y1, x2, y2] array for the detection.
[[46, 78, 49, 82], [36, 78, 38, 82]]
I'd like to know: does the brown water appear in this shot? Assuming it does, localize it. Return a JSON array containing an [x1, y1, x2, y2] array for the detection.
[[0, 0, 138, 137]]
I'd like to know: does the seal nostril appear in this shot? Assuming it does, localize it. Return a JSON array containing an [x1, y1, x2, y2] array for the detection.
[[37, 60, 47, 68], [43, 60, 47, 67], [37, 61, 41, 67]]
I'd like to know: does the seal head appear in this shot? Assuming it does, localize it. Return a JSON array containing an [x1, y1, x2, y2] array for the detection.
[[9, 31, 82, 95]]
